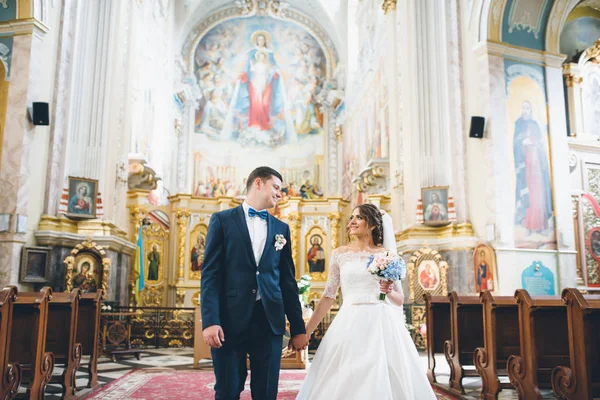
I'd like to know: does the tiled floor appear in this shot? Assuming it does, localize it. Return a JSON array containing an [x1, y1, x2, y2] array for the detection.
[[34, 349, 557, 399]]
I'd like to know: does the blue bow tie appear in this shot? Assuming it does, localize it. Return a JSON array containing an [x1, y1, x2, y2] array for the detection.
[[248, 207, 268, 220]]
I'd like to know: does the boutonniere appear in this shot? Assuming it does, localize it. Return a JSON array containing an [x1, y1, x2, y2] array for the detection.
[[274, 234, 287, 251]]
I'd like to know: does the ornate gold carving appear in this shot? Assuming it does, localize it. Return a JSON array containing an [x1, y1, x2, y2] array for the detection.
[[382, 0, 396, 14], [191, 291, 201, 306], [176, 288, 186, 307], [329, 212, 341, 250], [141, 286, 163, 306], [585, 39, 600, 64], [287, 212, 301, 278], [564, 74, 583, 88], [334, 125, 342, 143], [175, 210, 190, 281], [406, 247, 449, 303]]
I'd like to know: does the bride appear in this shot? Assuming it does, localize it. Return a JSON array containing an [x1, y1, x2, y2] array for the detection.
[[296, 203, 436, 399]]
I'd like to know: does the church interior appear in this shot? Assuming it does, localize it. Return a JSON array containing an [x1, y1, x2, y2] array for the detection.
[[0, 0, 599, 398]]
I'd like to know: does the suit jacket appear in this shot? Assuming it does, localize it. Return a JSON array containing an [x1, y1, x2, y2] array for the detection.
[[201, 205, 305, 337]]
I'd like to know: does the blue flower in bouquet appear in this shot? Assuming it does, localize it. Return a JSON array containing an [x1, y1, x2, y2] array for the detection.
[[366, 252, 406, 300]]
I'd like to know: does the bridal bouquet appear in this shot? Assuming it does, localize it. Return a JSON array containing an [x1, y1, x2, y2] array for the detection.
[[367, 252, 406, 301]]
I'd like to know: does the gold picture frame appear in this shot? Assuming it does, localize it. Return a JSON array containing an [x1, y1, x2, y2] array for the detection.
[[407, 247, 449, 303]]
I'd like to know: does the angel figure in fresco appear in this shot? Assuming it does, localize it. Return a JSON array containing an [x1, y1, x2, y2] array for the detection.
[[191, 235, 205, 272], [513, 100, 553, 234], [147, 244, 160, 281]]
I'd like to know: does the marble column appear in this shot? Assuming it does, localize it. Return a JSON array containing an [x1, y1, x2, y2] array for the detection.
[[0, 19, 49, 286], [44, 0, 78, 216], [397, 0, 465, 226], [545, 54, 578, 289]]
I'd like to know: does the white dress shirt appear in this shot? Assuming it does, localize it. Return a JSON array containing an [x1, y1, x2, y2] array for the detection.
[[242, 201, 267, 300]]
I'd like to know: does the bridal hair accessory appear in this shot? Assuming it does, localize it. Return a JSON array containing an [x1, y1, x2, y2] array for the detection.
[[366, 252, 406, 301], [274, 234, 287, 251]]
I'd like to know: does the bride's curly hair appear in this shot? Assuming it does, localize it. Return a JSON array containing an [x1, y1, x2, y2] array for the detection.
[[348, 203, 384, 246]]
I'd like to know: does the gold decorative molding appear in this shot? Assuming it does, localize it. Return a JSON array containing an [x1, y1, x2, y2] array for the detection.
[[38, 215, 128, 239], [382, 0, 397, 14], [175, 210, 191, 281], [396, 223, 475, 242], [287, 212, 301, 279], [406, 247, 449, 303], [192, 291, 201, 307], [329, 212, 341, 249]]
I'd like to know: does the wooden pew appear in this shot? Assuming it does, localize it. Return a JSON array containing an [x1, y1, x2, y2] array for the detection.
[[9, 287, 54, 399], [424, 294, 451, 383], [76, 290, 102, 389], [507, 289, 569, 399], [444, 292, 484, 394], [46, 289, 82, 399], [551, 288, 600, 400], [0, 286, 21, 399], [473, 291, 520, 400]]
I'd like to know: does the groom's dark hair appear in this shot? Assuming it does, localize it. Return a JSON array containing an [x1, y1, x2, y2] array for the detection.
[[246, 166, 283, 193]]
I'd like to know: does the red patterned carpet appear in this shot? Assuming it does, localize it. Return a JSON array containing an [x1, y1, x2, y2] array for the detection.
[[83, 368, 457, 399]]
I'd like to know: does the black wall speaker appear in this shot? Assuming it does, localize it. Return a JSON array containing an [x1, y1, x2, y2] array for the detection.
[[32, 102, 49, 126], [469, 116, 485, 138]]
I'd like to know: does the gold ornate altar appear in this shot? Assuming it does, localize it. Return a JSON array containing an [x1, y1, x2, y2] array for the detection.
[[126, 190, 350, 307]]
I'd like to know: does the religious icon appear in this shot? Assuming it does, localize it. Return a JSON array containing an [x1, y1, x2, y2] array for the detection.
[[66, 177, 98, 219], [422, 187, 449, 226], [307, 234, 326, 274], [147, 244, 160, 281], [417, 260, 440, 290], [473, 243, 497, 293], [191, 234, 206, 272], [72, 256, 100, 293], [588, 228, 600, 260]]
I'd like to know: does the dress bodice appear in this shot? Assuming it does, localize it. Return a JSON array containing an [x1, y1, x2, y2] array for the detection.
[[323, 250, 403, 304]]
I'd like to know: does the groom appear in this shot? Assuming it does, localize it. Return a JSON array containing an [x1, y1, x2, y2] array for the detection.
[[201, 166, 308, 400]]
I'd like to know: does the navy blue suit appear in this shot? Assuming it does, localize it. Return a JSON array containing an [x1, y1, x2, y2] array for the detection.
[[201, 205, 305, 400]]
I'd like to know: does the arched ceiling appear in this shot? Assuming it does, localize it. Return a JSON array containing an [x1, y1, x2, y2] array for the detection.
[[176, 0, 345, 60]]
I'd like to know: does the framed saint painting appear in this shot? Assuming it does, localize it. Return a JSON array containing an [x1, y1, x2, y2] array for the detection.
[[66, 176, 98, 219]]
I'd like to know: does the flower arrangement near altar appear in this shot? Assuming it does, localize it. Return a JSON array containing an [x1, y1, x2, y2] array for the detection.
[[297, 274, 311, 303], [367, 252, 407, 300]]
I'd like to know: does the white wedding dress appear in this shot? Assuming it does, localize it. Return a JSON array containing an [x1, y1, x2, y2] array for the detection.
[[296, 249, 437, 400]]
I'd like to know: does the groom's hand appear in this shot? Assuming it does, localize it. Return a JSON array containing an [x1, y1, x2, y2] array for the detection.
[[203, 325, 225, 348], [288, 334, 308, 352]]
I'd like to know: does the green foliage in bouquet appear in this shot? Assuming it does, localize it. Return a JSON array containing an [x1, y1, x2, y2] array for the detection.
[[297, 275, 311, 305]]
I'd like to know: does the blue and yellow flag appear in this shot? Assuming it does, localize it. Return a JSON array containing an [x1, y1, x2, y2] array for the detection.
[[134, 225, 145, 304]]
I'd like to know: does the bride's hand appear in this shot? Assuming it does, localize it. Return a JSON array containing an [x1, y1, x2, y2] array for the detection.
[[379, 280, 393, 294]]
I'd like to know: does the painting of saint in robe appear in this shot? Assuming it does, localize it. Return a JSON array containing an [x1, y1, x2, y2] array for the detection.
[[424, 191, 448, 223], [476, 250, 494, 292], [69, 182, 92, 214], [191, 235, 205, 272], [307, 234, 325, 273], [147, 244, 160, 281], [513, 100, 553, 233]]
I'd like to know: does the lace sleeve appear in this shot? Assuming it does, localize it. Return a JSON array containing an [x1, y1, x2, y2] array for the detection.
[[323, 251, 341, 299]]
